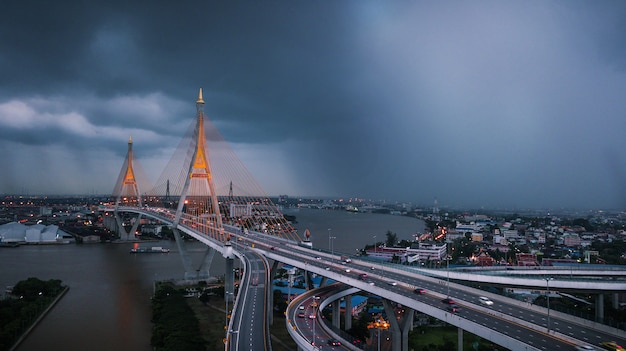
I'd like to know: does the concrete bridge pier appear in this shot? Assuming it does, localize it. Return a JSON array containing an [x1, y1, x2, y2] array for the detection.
[[197, 246, 215, 278], [595, 293, 604, 323], [319, 276, 329, 287], [613, 293, 620, 309], [268, 260, 281, 325], [171, 227, 196, 279], [223, 240, 235, 303], [114, 211, 142, 240], [332, 299, 341, 327], [344, 295, 352, 330], [382, 298, 414, 351], [224, 258, 234, 302], [458, 327, 463, 351], [304, 270, 315, 290]]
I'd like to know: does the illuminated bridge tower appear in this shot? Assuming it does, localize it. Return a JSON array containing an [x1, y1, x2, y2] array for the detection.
[[173, 88, 223, 237], [112, 136, 143, 240], [170, 88, 227, 281]]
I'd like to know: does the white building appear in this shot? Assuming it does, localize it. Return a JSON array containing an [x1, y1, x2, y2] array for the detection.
[[365, 241, 447, 263], [0, 222, 71, 244]]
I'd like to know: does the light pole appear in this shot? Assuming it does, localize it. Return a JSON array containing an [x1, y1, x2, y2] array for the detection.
[[446, 244, 451, 298], [373, 235, 377, 255], [312, 296, 317, 347], [368, 314, 389, 351], [328, 228, 335, 257], [545, 277, 554, 332], [225, 290, 231, 345]]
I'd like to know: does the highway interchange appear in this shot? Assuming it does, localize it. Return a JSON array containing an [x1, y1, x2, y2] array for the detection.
[[109, 207, 626, 351]]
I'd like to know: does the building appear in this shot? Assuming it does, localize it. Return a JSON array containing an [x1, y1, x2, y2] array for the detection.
[[561, 232, 581, 247], [0, 222, 72, 244], [365, 241, 447, 263]]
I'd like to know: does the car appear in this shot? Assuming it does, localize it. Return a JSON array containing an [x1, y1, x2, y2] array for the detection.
[[601, 342, 625, 351], [299, 305, 305, 310], [345, 268, 351, 273], [367, 280, 375, 286], [575, 345, 597, 351], [441, 297, 455, 304], [308, 314, 316, 319], [447, 304, 460, 313], [387, 281, 397, 286], [297, 312, 305, 318], [358, 273, 368, 280], [479, 296, 493, 306], [315, 256, 321, 260], [328, 339, 341, 346], [325, 267, 330, 270], [413, 288, 426, 294]]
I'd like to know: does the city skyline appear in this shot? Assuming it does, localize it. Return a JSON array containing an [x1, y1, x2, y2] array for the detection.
[[0, 1, 625, 210]]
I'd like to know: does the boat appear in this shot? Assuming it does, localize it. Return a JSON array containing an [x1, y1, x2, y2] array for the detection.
[[130, 246, 171, 254]]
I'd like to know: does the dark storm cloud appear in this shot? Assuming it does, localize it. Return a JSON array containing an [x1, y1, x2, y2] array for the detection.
[[0, 1, 625, 209]]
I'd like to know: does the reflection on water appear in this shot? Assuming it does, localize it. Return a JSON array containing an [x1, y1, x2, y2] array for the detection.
[[0, 209, 423, 350], [1, 241, 222, 351]]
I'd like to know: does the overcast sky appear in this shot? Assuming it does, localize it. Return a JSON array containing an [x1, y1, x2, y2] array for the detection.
[[1, 1, 625, 210]]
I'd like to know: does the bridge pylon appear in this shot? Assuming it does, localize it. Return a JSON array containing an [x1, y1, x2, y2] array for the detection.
[[169, 88, 226, 280], [112, 136, 144, 240], [172, 88, 225, 241]]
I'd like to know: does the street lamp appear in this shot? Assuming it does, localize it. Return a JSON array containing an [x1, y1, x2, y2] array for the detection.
[[328, 228, 335, 257], [225, 290, 232, 344], [367, 314, 389, 351], [545, 277, 554, 332], [445, 243, 451, 298], [312, 296, 318, 347], [373, 235, 377, 255]]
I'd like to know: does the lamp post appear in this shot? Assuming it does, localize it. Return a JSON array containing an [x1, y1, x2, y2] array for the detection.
[[446, 244, 451, 298], [545, 277, 554, 332], [328, 228, 335, 257], [368, 314, 389, 351], [225, 290, 232, 345], [312, 296, 318, 347], [373, 235, 377, 255]]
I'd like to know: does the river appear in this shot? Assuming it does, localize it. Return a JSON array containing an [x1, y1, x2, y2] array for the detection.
[[0, 208, 424, 351]]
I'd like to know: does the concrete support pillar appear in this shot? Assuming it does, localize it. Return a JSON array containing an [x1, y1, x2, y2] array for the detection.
[[344, 295, 352, 330], [319, 276, 328, 287], [382, 299, 401, 351], [596, 293, 604, 323], [225, 257, 234, 303], [172, 228, 195, 278], [268, 260, 279, 326], [114, 212, 125, 238], [382, 299, 414, 351], [305, 271, 315, 290], [332, 299, 341, 328], [128, 214, 142, 239], [114, 212, 143, 240], [613, 293, 620, 310], [458, 327, 463, 351], [198, 246, 215, 279]]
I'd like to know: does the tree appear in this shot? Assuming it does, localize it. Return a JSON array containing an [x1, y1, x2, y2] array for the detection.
[[385, 230, 398, 247]]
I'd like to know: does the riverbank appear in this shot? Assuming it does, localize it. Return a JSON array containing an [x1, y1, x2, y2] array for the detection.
[[1, 279, 68, 351]]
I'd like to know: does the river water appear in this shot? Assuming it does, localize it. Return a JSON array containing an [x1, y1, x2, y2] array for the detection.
[[0, 208, 424, 351]]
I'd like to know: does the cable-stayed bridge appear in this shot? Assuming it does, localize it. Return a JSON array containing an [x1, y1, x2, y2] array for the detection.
[[103, 90, 626, 351]]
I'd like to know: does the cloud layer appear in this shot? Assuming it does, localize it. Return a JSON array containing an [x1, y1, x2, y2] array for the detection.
[[1, 1, 625, 210]]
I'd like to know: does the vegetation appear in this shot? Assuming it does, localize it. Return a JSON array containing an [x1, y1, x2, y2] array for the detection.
[[408, 326, 498, 351], [151, 283, 206, 351], [0, 277, 66, 351]]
